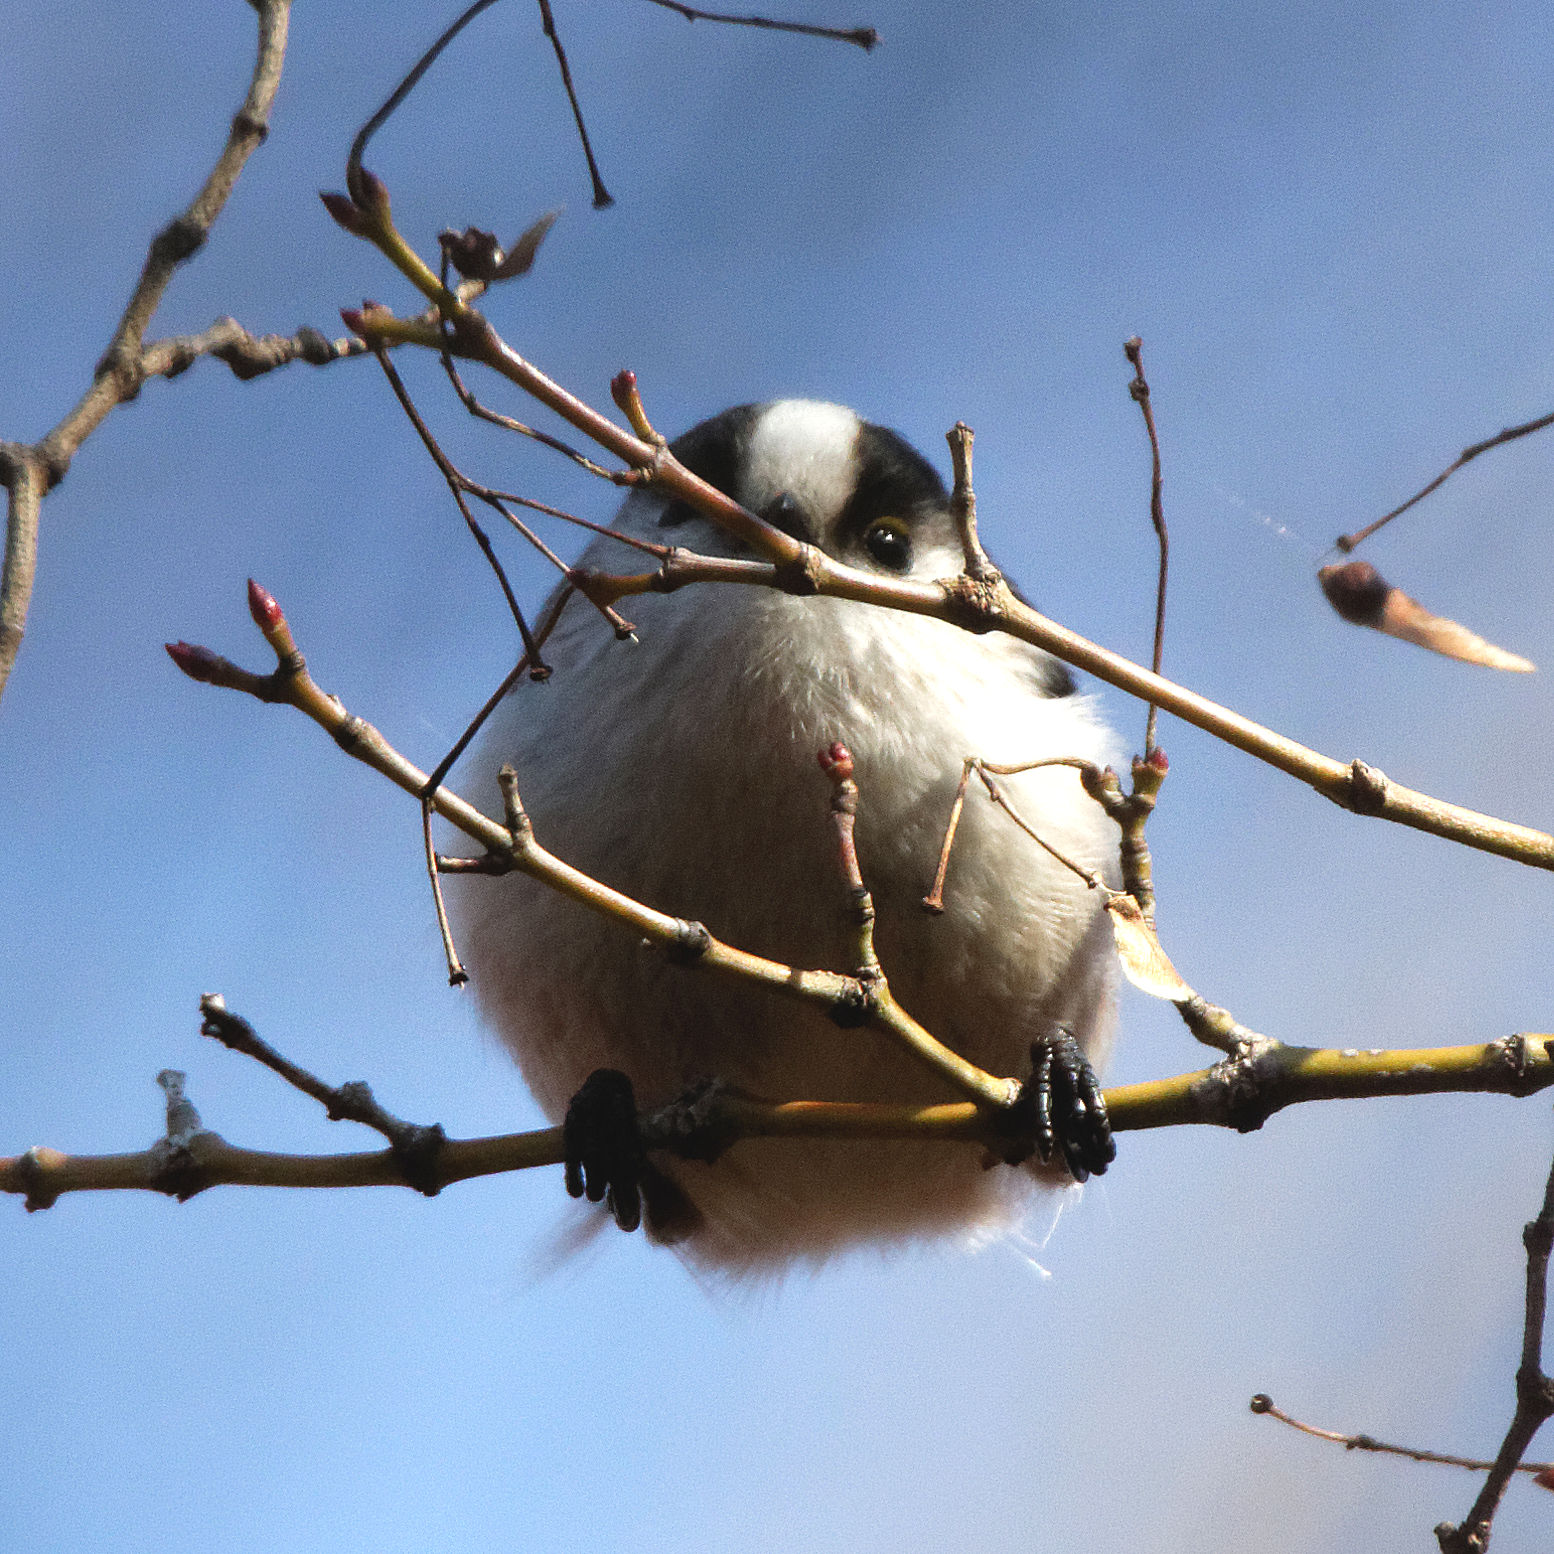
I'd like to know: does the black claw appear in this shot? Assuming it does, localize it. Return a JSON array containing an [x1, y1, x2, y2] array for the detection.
[[562, 1068, 646, 1232], [1011, 1029, 1115, 1182]]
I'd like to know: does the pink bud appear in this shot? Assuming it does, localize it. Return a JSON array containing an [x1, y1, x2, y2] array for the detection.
[[319, 191, 368, 236], [817, 741, 855, 781], [247, 579, 283, 631], [165, 641, 221, 682], [610, 370, 639, 414]]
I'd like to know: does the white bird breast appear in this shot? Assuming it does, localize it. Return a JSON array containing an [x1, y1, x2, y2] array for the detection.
[[452, 528, 1119, 1273]]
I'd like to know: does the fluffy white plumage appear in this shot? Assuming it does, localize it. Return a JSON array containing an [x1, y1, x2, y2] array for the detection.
[[453, 401, 1118, 1273]]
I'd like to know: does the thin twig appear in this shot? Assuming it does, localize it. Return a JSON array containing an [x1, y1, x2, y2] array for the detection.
[[977, 768, 1108, 892], [0, 0, 291, 707], [373, 345, 634, 642], [923, 756, 1106, 913], [922, 758, 974, 913], [371, 345, 548, 668], [139, 317, 366, 383], [1124, 337, 1169, 758], [0, 454, 42, 707], [1250, 1393, 1554, 1477], [423, 582, 577, 796], [945, 423, 998, 582], [536, 0, 613, 208], [1339, 406, 1554, 553], [347, 0, 503, 201], [642, 0, 879, 48], [438, 353, 628, 482], [198, 995, 449, 1194], [818, 743, 880, 978], [423, 798, 470, 984], [483, 490, 668, 555], [1437, 1141, 1554, 1552]]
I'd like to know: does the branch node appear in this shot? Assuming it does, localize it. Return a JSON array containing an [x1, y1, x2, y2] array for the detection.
[[152, 214, 207, 266], [1346, 759, 1390, 816], [773, 546, 824, 596], [230, 109, 269, 143], [641, 1078, 738, 1164], [665, 919, 713, 964], [14, 1147, 62, 1213], [332, 714, 370, 757], [827, 979, 875, 1029], [497, 764, 532, 847], [940, 573, 1005, 633]]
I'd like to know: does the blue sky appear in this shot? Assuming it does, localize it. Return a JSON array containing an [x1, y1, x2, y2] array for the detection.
[[4, 1, 1554, 1548]]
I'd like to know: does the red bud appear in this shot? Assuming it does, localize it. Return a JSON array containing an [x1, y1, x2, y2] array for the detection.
[[165, 641, 221, 682], [319, 191, 369, 236], [611, 370, 638, 408], [817, 741, 855, 781], [1146, 747, 1168, 772], [247, 579, 283, 631]]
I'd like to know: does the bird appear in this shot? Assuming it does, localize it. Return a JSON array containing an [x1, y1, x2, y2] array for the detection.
[[451, 399, 1119, 1275]]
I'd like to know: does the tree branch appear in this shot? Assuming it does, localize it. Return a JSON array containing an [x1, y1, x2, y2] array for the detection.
[[1437, 1142, 1554, 1551], [6, 1031, 1551, 1210], [0, 0, 293, 706], [1250, 1392, 1554, 1478]]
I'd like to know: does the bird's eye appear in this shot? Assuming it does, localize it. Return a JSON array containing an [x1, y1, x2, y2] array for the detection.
[[863, 521, 912, 571]]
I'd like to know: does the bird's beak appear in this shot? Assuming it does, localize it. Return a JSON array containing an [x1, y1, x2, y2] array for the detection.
[[760, 491, 815, 544]]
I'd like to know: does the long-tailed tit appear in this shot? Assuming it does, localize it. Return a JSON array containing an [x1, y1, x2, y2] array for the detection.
[[454, 400, 1118, 1273]]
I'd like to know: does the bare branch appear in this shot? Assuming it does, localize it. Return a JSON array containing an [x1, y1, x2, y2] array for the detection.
[[536, 0, 613, 208], [1437, 1142, 1554, 1551], [422, 582, 578, 797], [0, 452, 42, 703], [1123, 337, 1169, 758], [140, 317, 367, 383], [817, 742, 881, 979], [7, 1036, 1552, 1210], [197, 994, 450, 1190], [0, 0, 292, 706], [641, 0, 879, 49], [1250, 1392, 1554, 1477], [1339, 405, 1554, 553]]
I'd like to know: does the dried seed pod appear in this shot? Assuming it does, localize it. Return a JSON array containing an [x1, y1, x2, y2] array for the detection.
[[1104, 893, 1193, 1003], [1318, 560, 1534, 672]]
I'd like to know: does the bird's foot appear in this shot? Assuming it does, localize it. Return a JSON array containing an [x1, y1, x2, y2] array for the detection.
[[1003, 1028, 1115, 1183], [563, 1068, 648, 1232], [562, 1069, 701, 1240]]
